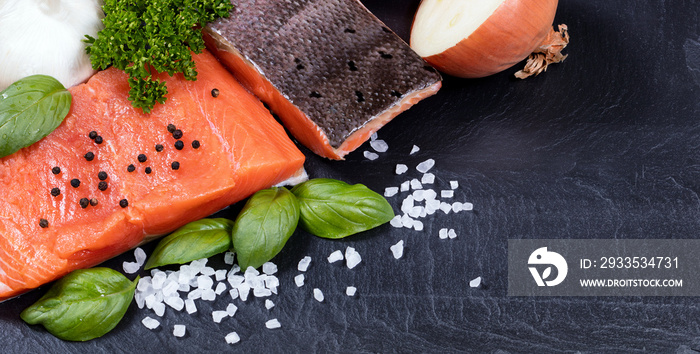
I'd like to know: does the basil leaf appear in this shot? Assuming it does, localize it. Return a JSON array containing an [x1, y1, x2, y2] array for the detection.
[[291, 178, 395, 239], [145, 218, 234, 269], [231, 187, 300, 270], [0, 75, 71, 158], [20, 268, 137, 341]]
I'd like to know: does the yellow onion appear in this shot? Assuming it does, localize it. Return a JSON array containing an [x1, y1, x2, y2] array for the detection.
[[410, 0, 568, 79]]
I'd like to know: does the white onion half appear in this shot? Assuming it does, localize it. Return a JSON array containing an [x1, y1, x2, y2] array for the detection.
[[0, 0, 104, 90], [410, 0, 562, 78]]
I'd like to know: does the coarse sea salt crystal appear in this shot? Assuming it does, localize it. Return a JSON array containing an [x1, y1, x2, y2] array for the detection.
[[450, 181, 459, 189], [173, 324, 186, 338], [152, 272, 167, 289], [201, 266, 216, 276], [400, 214, 414, 229], [370, 132, 378, 141], [462, 202, 474, 211], [401, 195, 414, 214], [202, 289, 217, 301], [265, 299, 275, 310], [395, 164, 408, 175], [298, 256, 312, 272], [188, 289, 202, 300], [228, 275, 245, 288], [364, 151, 379, 160], [197, 275, 214, 290], [346, 286, 357, 296], [440, 202, 452, 214], [294, 274, 305, 287], [225, 331, 240, 344], [410, 145, 420, 155], [137, 277, 152, 292], [215, 282, 227, 295], [134, 247, 147, 266], [266, 319, 281, 329], [153, 302, 166, 317], [410, 179, 423, 190], [237, 283, 251, 301], [390, 215, 403, 228], [384, 187, 399, 197], [226, 303, 238, 317], [123, 261, 140, 274], [421, 173, 435, 184], [400, 181, 410, 192], [370, 139, 389, 153], [345, 247, 362, 269], [313, 288, 324, 302], [142, 316, 160, 330], [162, 280, 179, 297], [215, 269, 227, 281], [165, 296, 185, 311], [390, 240, 404, 259], [439, 228, 449, 239], [328, 250, 344, 263], [413, 220, 424, 231], [254, 287, 272, 297], [224, 251, 235, 265], [212, 310, 228, 323], [441, 190, 454, 198], [229, 288, 239, 300], [185, 299, 197, 314], [448, 229, 457, 239], [470, 276, 482, 288], [416, 159, 435, 173], [262, 262, 278, 275], [135, 292, 146, 309]]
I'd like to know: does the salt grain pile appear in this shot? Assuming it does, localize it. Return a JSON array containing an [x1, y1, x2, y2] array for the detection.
[[383, 145, 474, 237]]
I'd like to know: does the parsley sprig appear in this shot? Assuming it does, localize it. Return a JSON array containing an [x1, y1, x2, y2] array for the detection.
[[84, 0, 234, 113]]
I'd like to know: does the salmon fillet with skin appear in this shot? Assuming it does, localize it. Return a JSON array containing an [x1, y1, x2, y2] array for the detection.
[[0, 49, 305, 301], [204, 0, 442, 160]]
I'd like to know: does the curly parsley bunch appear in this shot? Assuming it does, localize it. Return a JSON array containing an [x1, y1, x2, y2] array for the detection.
[[84, 0, 234, 113]]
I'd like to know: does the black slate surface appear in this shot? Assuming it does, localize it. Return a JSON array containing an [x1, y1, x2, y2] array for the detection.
[[2, 0, 700, 352]]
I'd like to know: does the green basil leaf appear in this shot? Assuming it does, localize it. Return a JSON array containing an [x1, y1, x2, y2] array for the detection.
[[0, 75, 72, 158], [232, 187, 300, 270], [20, 268, 137, 341], [291, 178, 395, 239], [145, 218, 234, 270]]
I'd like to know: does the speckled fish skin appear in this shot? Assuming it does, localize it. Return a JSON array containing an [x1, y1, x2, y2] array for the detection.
[[204, 0, 442, 160]]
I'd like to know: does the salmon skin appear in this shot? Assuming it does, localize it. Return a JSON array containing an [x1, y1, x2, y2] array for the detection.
[[204, 0, 442, 160], [0, 49, 305, 301]]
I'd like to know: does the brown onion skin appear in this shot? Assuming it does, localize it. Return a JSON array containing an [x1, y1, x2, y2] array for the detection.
[[413, 0, 559, 78]]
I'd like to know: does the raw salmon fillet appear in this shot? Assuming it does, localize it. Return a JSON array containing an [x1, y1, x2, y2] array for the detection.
[[204, 0, 442, 160], [0, 50, 305, 301]]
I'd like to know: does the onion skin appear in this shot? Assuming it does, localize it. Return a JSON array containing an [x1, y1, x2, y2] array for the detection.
[[414, 0, 559, 78]]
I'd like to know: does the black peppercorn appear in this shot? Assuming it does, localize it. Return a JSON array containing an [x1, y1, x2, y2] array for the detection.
[[95, 136, 103, 144], [79, 198, 89, 209], [39, 219, 49, 228], [172, 129, 183, 139], [89, 131, 97, 139], [98, 181, 108, 191], [127, 164, 135, 172], [119, 199, 128, 208], [171, 161, 180, 170], [52, 166, 61, 175], [84, 152, 95, 161], [138, 154, 147, 163], [50, 187, 60, 197], [98, 171, 108, 180], [145, 167, 152, 174], [155, 144, 164, 152], [191, 140, 200, 149], [174, 140, 184, 150], [167, 124, 176, 133], [70, 179, 80, 188], [211, 88, 220, 97], [90, 198, 98, 206]]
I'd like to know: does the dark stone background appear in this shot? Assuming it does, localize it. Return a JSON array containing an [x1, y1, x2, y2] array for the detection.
[[1, 0, 699, 352]]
